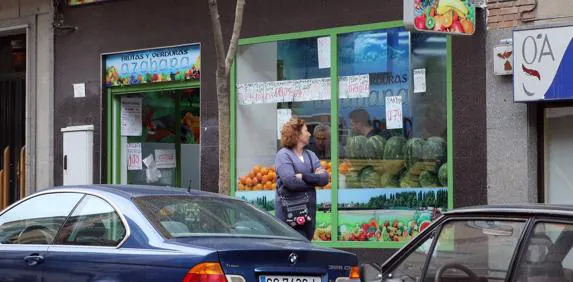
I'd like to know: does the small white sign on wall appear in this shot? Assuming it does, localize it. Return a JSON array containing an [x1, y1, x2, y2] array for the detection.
[[493, 44, 513, 76], [73, 83, 86, 98]]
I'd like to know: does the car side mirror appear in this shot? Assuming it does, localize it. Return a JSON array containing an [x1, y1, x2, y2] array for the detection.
[[360, 263, 383, 282]]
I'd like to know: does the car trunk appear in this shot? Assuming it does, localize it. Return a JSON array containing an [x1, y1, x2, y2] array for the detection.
[[172, 237, 357, 281]]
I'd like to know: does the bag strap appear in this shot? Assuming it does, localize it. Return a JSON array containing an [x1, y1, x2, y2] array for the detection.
[[304, 150, 314, 173]]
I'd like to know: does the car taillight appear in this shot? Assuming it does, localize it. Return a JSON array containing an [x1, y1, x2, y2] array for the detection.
[[183, 262, 228, 282], [349, 266, 361, 279]]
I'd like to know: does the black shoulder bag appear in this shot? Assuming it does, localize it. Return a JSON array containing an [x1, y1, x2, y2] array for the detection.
[[279, 150, 313, 228]]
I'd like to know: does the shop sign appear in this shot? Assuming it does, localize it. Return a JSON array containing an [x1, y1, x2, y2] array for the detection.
[[514, 26, 573, 102], [104, 44, 200, 87], [237, 75, 370, 105], [404, 0, 476, 35], [493, 44, 513, 76], [68, 0, 112, 6]]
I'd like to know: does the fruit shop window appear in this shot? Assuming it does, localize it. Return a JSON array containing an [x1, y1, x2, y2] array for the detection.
[[234, 37, 334, 242], [336, 29, 450, 243], [235, 38, 333, 193]]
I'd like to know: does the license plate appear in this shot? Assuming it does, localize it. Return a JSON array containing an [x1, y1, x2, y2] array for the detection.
[[259, 275, 321, 282]]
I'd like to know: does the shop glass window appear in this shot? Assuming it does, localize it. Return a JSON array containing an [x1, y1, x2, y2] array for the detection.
[[235, 37, 333, 241], [0, 193, 84, 244], [119, 88, 201, 187], [337, 28, 449, 243]]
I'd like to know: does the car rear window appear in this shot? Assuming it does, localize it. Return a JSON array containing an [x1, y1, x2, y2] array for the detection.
[[133, 195, 305, 240]]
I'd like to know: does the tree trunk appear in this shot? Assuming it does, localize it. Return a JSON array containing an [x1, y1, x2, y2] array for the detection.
[[209, 0, 245, 195], [217, 70, 230, 195]]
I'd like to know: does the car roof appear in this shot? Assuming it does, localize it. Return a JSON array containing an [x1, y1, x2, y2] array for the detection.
[[446, 204, 573, 217], [42, 184, 234, 200]]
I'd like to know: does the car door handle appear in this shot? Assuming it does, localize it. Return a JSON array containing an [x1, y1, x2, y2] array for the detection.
[[24, 254, 44, 266]]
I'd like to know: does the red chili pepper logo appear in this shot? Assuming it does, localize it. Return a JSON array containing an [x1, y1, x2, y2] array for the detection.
[[522, 64, 541, 80]]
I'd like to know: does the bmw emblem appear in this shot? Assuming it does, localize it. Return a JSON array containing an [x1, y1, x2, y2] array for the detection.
[[288, 253, 298, 265]]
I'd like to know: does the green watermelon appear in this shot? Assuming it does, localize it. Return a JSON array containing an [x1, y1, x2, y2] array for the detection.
[[423, 137, 446, 163], [419, 171, 440, 187], [380, 172, 399, 187], [344, 170, 361, 188], [347, 136, 369, 159], [344, 136, 357, 158], [438, 163, 448, 187], [359, 165, 380, 188], [400, 173, 420, 188], [366, 135, 386, 159], [384, 136, 407, 160], [404, 138, 425, 168]]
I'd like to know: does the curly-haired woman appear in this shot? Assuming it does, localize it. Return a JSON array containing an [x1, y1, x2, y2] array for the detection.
[[275, 118, 329, 240]]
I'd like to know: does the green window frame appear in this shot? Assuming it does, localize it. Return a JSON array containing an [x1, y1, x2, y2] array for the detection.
[[230, 21, 454, 249]]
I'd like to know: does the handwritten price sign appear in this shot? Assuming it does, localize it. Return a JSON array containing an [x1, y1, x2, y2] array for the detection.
[[385, 96, 403, 129], [127, 143, 142, 170]]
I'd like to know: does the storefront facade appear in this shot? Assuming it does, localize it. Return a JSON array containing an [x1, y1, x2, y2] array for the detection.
[[54, 0, 487, 262], [0, 0, 54, 203], [513, 25, 573, 205]]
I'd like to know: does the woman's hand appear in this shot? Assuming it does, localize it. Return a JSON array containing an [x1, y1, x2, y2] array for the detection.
[[295, 173, 303, 180], [315, 168, 327, 174]]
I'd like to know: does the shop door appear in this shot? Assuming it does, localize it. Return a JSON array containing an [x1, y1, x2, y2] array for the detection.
[[0, 34, 26, 207], [0, 74, 26, 206], [114, 88, 201, 188], [545, 107, 573, 204]]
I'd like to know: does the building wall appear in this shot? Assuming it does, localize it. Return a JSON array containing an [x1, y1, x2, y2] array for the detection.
[[486, 0, 573, 204], [0, 0, 54, 193], [54, 0, 487, 262]]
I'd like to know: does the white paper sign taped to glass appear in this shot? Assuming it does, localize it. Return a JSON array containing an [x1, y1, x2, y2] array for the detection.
[[413, 68, 426, 93], [127, 143, 142, 170], [276, 109, 292, 139], [514, 26, 573, 102], [237, 75, 369, 105], [121, 97, 142, 136], [386, 96, 403, 129], [317, 37, 331, 69], [155, 149, 177, 169]]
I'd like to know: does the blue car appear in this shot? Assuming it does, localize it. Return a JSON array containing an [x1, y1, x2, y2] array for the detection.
[[0, 185, 359, 282]]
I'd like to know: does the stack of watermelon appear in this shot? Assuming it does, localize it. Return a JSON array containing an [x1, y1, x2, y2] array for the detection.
[[342, 135, 448, 188], [345, 135, 386, 159]]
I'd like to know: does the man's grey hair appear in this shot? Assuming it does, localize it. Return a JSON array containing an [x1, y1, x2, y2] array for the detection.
[[313, 124, 331, 135]]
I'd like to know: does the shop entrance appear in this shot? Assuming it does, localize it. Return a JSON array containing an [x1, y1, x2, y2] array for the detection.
[[108, 85, 201, 188], [0, 34, 26, 208], [104, 43, 201, 189], [544, 106, 573, 204]]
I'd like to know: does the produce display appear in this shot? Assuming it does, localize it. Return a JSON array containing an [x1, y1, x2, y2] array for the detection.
[[237, 165, 277, 191], [237, 161, 335, 191], [339, 209, 438, 242], [343, 135, 448, 189], [414, 0, 475, 34]]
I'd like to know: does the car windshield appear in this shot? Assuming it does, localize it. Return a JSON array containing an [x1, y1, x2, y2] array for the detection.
[[133, 195, 305, 240]]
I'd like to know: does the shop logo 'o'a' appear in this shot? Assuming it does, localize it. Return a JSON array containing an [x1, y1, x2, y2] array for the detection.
[[521, 33, 556, 96]]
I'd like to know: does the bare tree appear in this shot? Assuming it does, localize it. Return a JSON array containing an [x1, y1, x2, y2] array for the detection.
[[209, 0, 245, 195]]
